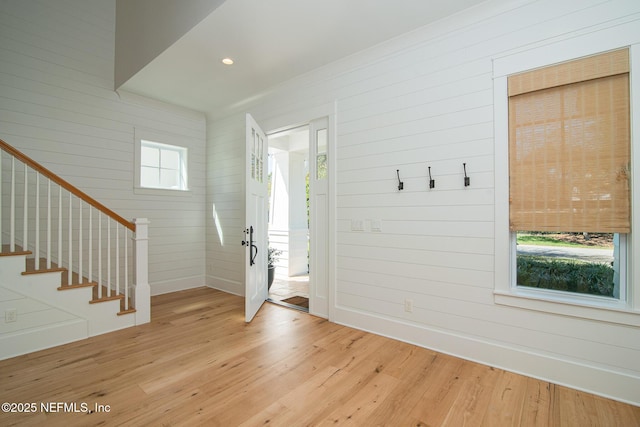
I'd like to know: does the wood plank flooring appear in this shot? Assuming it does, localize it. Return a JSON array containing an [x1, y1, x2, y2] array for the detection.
[[0, 287, 638, 426]]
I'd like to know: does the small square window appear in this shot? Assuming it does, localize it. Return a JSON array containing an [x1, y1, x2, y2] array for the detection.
[[137, 138, 188, 191]]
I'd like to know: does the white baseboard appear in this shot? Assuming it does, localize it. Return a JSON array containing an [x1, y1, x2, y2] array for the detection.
[[206, 275, 243, 296], [150, 275, 205, 296], [333, 306, 640, 406]]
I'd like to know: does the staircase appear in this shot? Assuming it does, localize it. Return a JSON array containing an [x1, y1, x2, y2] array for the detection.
[[0, 139, 150, 360]]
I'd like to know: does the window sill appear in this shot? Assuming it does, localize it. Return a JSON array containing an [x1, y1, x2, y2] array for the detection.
[[494, 288, 640, 327], [134, 186, 192, 197]]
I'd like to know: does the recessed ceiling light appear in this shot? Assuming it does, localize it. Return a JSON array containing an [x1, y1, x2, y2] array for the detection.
[[222, 58, 234, 65]]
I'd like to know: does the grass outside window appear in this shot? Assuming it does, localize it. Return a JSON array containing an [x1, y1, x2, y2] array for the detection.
[[516, 232, 616, 298]]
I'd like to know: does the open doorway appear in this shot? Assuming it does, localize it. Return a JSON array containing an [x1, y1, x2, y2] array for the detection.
[[267, 125, 310, 312]]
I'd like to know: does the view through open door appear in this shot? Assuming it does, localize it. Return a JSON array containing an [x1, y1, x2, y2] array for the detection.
[[244, 114, 268, 322]]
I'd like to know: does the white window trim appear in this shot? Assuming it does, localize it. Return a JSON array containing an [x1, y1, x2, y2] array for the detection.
[[492, 25, 640, 326], [134, 128, 191, 196]]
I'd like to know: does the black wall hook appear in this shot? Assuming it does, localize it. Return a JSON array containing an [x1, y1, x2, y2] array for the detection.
[[428, 166, 435, 189], [396, 169, 404, 191], [463, 163, 470, 187]]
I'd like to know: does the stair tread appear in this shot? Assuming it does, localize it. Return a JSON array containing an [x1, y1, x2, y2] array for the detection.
[[22, 258, 97, 288], [90, 294, 124, 303], [0, 244, 32, 257], [24, 257, 66, 273], [22, 267, 66, 275], [58, 282, 97, 290]]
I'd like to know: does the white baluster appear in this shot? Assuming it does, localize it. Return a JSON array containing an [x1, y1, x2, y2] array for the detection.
[[78, 199, 83, 284], [107, 218, 111, 297], [68, 192, 72, 285], [35, 172, 40, 269], [88, 208, 92, 284], [10, 157, 15, 251], [58, 185, 62, 269], [124, 228, 129, 310], [98, 212, 102, 299], [23, 164, 27, 252], [116, 224, 120, 301], [46, 179, 51, 269]]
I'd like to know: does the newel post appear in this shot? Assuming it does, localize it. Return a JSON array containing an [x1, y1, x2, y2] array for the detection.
[[133, 218, 151, 324]]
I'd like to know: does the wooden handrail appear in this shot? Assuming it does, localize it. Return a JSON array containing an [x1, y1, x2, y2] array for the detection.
[[0, 139, 135, 232]]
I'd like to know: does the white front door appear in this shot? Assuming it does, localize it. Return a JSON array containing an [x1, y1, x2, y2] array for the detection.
[[244, 113, 268, 322]]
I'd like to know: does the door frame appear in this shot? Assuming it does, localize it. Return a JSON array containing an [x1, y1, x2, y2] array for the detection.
[[258, 101, 337, 320]]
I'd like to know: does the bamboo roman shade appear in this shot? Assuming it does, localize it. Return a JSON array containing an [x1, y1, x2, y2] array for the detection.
[[508, 49, 631, 233]]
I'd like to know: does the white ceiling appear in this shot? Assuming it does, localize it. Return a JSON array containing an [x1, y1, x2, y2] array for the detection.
[[119, 0, 487, 116]]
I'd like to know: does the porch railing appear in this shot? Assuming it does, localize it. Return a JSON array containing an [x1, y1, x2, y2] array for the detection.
[[0, 138, 149, 324]]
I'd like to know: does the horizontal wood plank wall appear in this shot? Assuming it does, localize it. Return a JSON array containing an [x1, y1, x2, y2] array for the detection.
[[0, 0, 207, 295], [215, 0, 640, 404], [206, 114, 245, 295]]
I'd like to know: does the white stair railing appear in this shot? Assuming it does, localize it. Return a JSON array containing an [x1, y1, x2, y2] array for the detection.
[[0, 139, 149, 324]]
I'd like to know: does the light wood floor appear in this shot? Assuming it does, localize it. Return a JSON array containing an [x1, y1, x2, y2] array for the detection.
[[1, 287, 638, 426]]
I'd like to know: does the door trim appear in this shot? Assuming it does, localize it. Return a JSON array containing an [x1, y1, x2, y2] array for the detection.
[[259, 101, 337, 320]]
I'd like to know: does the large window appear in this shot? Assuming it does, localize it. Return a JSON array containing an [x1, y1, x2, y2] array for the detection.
[[508, 49, 631, 300], [493, 38, 639, 324]]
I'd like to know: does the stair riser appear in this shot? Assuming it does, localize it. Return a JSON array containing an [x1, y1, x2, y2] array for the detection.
[[0, 256, 135, 338], [0, 255, 27, 281], [0, 319, 87, 360]]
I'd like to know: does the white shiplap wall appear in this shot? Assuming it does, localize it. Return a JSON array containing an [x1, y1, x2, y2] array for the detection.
[[0, 0, 207, 295], [206, 114, 245, 295], [210, 0, 640, 404]]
